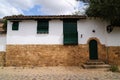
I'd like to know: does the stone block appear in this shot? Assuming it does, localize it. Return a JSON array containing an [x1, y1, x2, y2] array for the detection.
[[5, 45, 120, 66], [0, 52, 5, 66]]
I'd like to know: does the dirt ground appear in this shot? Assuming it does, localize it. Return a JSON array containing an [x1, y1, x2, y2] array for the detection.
[[0, 66, 120, 80]]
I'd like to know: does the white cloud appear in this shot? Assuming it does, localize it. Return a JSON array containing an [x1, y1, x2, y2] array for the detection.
[[6, 0, 34, 10], [0, 0, 82, 18], [0, 0, 23, 18], [36, 0, 79, 15]]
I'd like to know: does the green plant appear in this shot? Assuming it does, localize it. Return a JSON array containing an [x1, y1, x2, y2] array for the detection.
[[79, 0, 120, 30], [3, 19, 7, 32], [110, 65, 119, 72]]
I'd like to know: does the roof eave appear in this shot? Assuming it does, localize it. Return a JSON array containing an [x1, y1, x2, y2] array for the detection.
[[4, 15, 86, 21]]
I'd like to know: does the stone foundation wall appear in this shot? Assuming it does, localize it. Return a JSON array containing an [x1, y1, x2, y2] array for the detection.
[[98, 44, 107, 63], [108, 46, 120, 65], [0, 52, 5, 66], [6, 44, 108, 67], [6, 45, 89, 66]]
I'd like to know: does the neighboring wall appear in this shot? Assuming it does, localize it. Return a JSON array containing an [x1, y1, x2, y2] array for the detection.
[[0, 52, 5, 66], [0, 19, 6, 66], [0, 34, 6, 51], [0, 34, 6, 66]]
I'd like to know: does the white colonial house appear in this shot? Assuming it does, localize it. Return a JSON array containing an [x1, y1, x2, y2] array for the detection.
[[0, 15, 119, 66]]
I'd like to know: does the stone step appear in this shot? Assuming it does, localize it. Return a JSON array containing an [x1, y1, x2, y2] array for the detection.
[[82, 64, 111, 69], [86, 60, 105, 65]]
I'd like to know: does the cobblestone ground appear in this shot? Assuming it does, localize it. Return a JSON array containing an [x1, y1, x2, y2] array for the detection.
[[0, 66, 120, 80]]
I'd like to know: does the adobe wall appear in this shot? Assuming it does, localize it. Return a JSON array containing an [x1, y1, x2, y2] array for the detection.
[[6, 44, 108, 67], [108, 46, 120, 65], [0, 52, 5, 66]]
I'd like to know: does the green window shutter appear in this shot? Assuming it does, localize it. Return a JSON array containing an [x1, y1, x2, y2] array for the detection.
[[63, 20, 78, 45], [12, 22, 19, 30], [64, 32, 78, 45], [37, 20, 49, 34]]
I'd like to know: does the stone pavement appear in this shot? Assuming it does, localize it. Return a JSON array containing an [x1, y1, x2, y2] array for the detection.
[[0, 66, 120, 80]]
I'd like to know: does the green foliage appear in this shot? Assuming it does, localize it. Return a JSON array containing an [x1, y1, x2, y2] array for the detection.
[[72, 11, 82, 15], [82, 0, 120, 26], [3, 19, 7, 32], [110, 65, 119, 72]]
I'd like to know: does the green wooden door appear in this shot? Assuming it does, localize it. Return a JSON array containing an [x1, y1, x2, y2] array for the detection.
[[89, 40, 98, 60]]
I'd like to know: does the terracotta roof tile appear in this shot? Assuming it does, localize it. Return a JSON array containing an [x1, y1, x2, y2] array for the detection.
[[0, 19, 3, 22], [0, 25, 4, 32], [4, 15, 86, 20], [0, 20, 4, 32]]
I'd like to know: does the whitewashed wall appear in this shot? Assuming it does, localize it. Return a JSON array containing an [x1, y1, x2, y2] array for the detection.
[[106, 27, 120, 46], [0, 34, 6, 51], [77, 19, 108, 44], [7, 19, 120, 46], [7, 20, 63, 44]]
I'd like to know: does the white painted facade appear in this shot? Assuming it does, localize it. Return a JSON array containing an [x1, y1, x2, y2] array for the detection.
[[0, 34, 6, 51], [6, 19, 120, 46], [7, 20, 63, 44], [106, 27, 120, 46], [77, 19, 108, 44]]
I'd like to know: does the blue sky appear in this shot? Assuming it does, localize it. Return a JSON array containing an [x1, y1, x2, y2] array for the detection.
[[0, 0, 85, 18], [23, 5, 43, 15]]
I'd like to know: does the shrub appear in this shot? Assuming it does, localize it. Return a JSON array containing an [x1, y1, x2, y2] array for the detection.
[[110, 65, 119, 72]]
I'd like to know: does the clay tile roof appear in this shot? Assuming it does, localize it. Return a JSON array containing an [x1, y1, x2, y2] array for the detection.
[[4, 15, 86, 20], [0, 19, 4, 32], [0, 19, 3, 22]]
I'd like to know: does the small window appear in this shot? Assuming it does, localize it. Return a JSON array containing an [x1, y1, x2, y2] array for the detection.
[[12, 22, 19, 30], [37, 20, 49, 34]]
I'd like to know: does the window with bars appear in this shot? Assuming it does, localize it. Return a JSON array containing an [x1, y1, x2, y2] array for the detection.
[[12, 21, 19, 30]]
